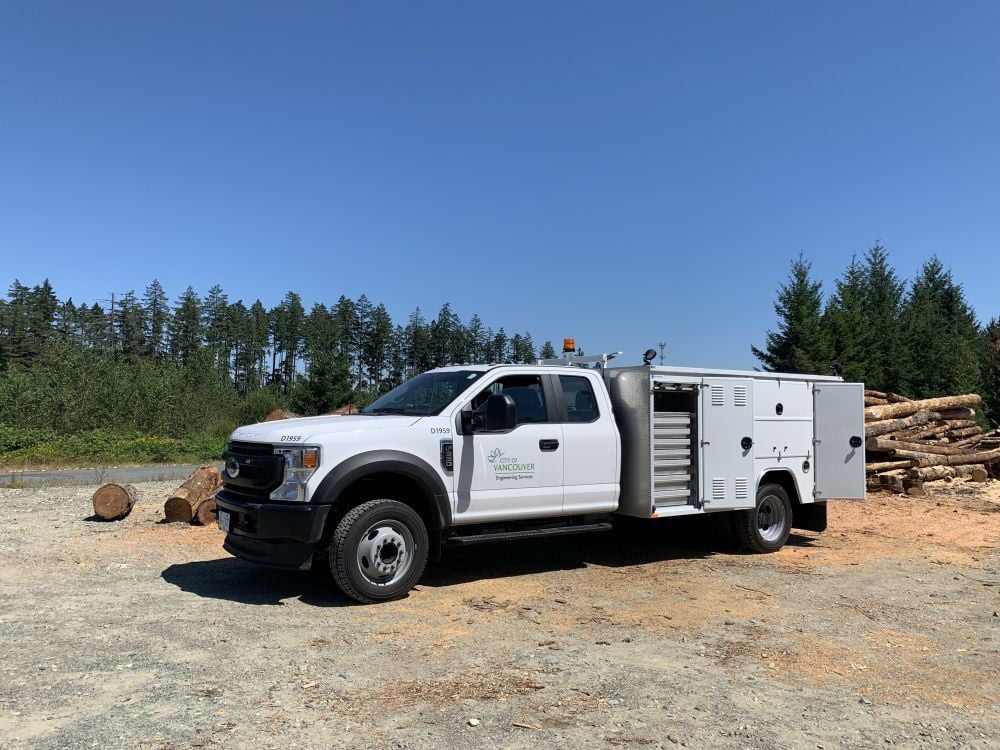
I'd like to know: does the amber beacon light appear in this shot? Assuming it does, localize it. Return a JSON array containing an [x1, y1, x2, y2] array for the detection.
[[563, 338, 576, 353]]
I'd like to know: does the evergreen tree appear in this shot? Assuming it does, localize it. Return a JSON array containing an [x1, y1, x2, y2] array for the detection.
[[540, 340, 557, 360], [116, 291, 145, 356], [244, 300, 269, 389], [982, 318, 1000, 428], [142, 280, 170, 358], [362, 304, 393, 389], [405, 307, 432, 376], [859, 243, 906, 392], [202, 284, 231, 378], [752, 253, 831, 373], [168, 286, 203, 366], [899, 257, 981, 398]]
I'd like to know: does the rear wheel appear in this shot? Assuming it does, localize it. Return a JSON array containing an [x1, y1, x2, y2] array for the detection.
[[329, 499, 429, 604], [734, 484, 792, 553]]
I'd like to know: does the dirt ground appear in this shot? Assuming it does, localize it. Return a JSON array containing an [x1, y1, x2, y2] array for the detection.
[[0, 480, 997, 750]]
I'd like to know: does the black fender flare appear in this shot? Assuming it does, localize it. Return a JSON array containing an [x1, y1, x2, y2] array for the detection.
[[312, 450, 451, 530]]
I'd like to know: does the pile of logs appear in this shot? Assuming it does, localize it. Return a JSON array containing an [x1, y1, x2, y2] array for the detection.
[[864, 390, 1000, 495], [90, 465, 222, 525]]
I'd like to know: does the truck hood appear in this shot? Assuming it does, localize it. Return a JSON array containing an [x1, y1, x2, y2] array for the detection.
[[230, 414, 424, 444]]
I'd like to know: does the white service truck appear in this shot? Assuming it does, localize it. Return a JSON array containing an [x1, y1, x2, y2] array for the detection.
[[216, 345, 865, 603]]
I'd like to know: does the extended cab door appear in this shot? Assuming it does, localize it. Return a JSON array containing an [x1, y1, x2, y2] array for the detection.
[[557, 372, 619, 514], [451, 372, 564, 524], [813, 382, 865, 500]]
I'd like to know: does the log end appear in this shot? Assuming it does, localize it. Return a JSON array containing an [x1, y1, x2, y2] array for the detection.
[[163, 496, 195, 523], [91, 483, 137, 521], [194, 498, 218, 526]]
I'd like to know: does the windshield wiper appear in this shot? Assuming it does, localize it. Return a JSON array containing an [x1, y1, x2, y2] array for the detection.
[[364, 407, 409, 415]]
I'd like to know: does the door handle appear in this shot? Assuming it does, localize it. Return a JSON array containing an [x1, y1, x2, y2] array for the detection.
[[539, 439, 559, 451]]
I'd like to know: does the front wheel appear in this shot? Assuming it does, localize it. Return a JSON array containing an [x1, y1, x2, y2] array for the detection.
[[329, 499, 429, 604], [734, 484, 792, 553]]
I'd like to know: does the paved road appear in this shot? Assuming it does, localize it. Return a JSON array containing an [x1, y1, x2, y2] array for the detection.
[[1, 463, 223, 488]]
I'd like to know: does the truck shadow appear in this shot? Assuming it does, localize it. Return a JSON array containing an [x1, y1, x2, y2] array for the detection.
[[160, 519, 822, 606], [161, 557, 354, 607], [423, 518, 821, 588]]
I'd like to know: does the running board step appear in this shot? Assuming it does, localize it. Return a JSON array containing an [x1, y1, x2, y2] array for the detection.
[[445, 522, 613, 545]]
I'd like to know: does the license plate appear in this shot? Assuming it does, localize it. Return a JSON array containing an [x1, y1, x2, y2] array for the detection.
[[217, 509, 231, 533]]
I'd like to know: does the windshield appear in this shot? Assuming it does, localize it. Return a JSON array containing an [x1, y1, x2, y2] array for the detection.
[[362, 370, 484, 417]]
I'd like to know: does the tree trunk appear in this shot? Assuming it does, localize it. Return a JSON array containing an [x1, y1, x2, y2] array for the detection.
[[908, 465, 988, 482], [865, 460, 915, 474], [864, 411, 941, 438], [865, 437, 973, 456], [864, 390, 911, 403], [913, 448, 1000, 469], [92, 483, 138, 521], [946, 426, 982, 440], [863, 394, 982, 422], [936, 407, 977, 421], [164, 466, 222, 523], [195, 496, 218, 526]]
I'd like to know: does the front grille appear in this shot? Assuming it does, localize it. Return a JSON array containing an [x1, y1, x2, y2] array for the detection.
[[222, 442, 285, 500]]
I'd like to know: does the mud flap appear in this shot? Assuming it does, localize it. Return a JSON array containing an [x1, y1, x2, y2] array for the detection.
[[792, 502, 827, 532]]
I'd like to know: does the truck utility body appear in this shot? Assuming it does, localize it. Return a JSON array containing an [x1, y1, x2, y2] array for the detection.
[[217, 354, 865, 603]]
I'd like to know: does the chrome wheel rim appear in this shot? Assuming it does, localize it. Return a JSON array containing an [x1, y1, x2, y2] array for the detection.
[[757, 494, 787, 543], [356, 521, 414, 587]]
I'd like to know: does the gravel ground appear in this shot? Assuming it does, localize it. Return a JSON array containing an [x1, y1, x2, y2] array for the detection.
[[0, 480, 997, 750]]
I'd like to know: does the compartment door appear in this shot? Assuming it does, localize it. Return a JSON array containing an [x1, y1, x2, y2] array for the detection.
[[813, 382, 866, 500], [699, 378, 754, 509]]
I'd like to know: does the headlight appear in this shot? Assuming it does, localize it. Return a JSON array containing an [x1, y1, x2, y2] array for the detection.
[[270, 447, 320, 501]]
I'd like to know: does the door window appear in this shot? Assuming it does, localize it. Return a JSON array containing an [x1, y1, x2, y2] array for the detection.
[[472, 375, 550, 424], [559, 375, 599, 423]]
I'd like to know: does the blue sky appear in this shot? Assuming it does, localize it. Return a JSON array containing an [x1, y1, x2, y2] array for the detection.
[[1, 1, 997, 368]]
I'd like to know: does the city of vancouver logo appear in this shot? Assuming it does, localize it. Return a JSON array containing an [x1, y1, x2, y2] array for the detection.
[[486, 448, 535, 482]]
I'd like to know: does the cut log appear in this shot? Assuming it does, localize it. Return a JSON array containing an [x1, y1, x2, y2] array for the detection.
[[878, 474, 905, 494], [865, 390, 911, 403], [935, 407, 976, 421], [865, 437, 974, 456], [912, 447, 1000, 469], [864, 411, 941, 438], [864, 394, 982, 422], [195, 497, 218, 526], [92, 483, 138, 521], [865, 460, 914, 474], [908, 465, 988, 482], [865, 396, 888, 406], [905, 482, 926, 497], [946, 426, 982, 440], [264, 408, 301, 422], [164, 466, 222, 523]]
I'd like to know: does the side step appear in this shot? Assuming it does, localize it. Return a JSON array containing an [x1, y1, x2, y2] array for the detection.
[[445, 521, 613, 546]]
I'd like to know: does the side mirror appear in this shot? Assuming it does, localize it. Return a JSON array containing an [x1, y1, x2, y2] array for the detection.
[[485, 393, 516, 432], [461, 409, 485, 433]]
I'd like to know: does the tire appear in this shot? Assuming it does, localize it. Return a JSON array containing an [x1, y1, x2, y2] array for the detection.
[[734, 484, 792, 553], [329, 499, 429, 604], [709, 511, 738, 547]]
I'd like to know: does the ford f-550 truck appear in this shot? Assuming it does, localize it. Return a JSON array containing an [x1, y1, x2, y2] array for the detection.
[[216, 345, 865, 603]]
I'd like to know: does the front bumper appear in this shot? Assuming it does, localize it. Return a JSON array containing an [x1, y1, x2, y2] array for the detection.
[[216, 490, 332, 570]]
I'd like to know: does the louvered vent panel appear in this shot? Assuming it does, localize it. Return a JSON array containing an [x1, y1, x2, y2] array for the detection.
[[652, 410, 694, 507], [733, 386, 748, 407], [712, 478, 726, 500], [735, 477, 749, 500], [711, 386, 725, 407]]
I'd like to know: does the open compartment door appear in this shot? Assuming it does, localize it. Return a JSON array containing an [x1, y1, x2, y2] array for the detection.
[[813, 382, 865, 501]]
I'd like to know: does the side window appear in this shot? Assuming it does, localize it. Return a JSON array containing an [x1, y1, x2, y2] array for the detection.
[[560, 375, 599, 423], [471, 375, 549, 424]]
